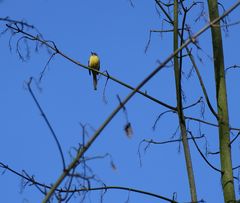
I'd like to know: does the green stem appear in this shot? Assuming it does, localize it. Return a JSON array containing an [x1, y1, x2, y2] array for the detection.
[[207, 0, 236, 202], [173, 1, 197, 201]]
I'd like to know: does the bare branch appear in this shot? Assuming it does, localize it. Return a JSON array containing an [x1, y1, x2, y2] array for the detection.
[[0, 161, 177, 203], [39, 52, 57, 83], [141, 135, 204, 146], [27, 77, 66, 170], [188, 131, 222, 173], [5, 23, 176, 111], [154, 0, 219, 119]]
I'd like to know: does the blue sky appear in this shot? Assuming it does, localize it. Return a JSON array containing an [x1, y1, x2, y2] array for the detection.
[[1, 0, 240, 202]]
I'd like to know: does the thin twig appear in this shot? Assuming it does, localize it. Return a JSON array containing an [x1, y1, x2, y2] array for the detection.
[[39, 52, 57, 82], [229, 131, 240, 145], [6, 23, 176, 111], [154, 0, 219, 119], [142, 135, 204, 145], [27, 77, 66, 170], [0, 161, 177, 203], [188, 131, 222, 173], [185, 116, 240, 131]]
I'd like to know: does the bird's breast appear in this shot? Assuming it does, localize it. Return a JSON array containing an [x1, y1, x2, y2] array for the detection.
[[89, 56, 100, 68]]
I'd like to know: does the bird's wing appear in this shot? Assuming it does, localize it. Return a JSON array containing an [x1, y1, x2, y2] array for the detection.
[[88, 59, 91, 75]]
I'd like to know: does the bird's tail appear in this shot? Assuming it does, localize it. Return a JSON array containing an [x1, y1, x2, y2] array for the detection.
[[93, 73, 97, 90]]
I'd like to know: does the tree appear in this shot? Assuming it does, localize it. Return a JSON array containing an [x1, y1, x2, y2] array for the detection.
[[1, 1, 240, 202]]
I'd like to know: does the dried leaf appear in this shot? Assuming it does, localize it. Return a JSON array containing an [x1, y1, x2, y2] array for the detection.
[[124, 122, 133, 138]]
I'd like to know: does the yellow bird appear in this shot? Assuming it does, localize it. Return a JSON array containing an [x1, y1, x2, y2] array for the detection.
[[88, 52, 100, 90]]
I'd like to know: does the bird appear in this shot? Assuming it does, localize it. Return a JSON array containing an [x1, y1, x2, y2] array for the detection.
[[88, 52, 100, 90]]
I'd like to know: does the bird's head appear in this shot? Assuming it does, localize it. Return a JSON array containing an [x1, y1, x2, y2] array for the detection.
[[91, 52, 97, 56]]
